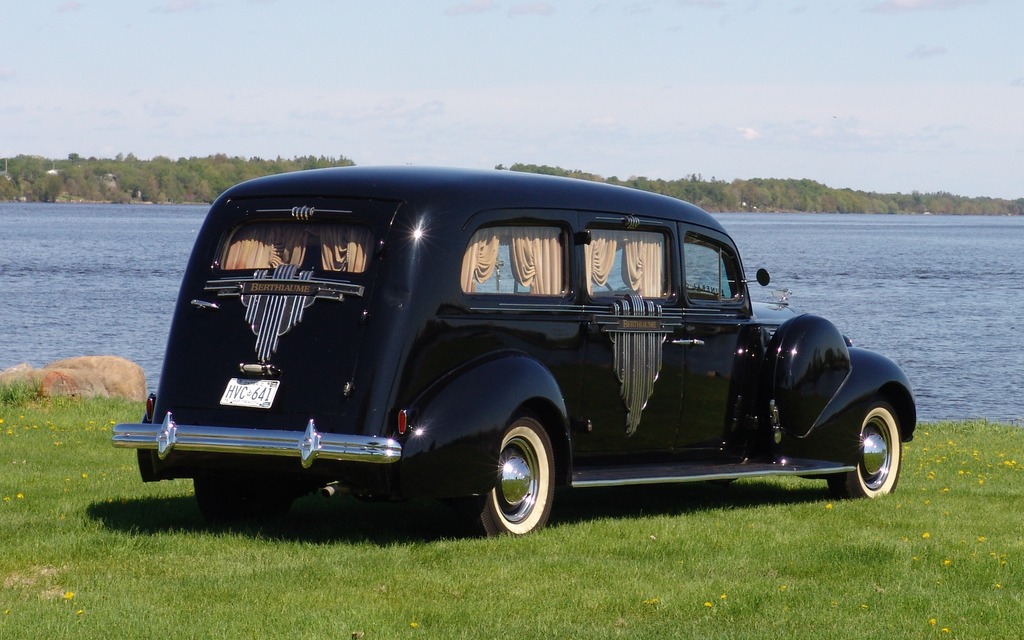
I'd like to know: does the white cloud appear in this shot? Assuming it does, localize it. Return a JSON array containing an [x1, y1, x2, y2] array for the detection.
[[0, 67, 15, 81], [739, 127, 761, 141]]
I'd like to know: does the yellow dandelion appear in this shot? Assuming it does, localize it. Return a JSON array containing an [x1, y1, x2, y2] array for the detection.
[[977, 536, 987, 543], [409, 621, 419, 629], [720, 593, 727, 600], [81, 473, 88, 479], [929, 618, 937, 626], [16, 493, 24, 500], [942, 559, 952, 567], [704, 601, 713, 608], [922, 532, 931, 539], [825, 503, 833, 510], [63, 592, 74, 600]]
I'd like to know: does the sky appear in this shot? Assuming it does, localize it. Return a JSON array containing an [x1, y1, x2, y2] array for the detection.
[[2, 0, 1022, 199]]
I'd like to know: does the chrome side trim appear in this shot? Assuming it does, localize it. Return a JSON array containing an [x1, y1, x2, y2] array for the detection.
[[113, 412, 401, 468]]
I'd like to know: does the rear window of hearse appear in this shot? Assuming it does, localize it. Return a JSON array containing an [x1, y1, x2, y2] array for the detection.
[[221, 222, 375, 273]]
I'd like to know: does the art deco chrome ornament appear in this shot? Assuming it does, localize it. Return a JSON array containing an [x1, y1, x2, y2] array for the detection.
[[203, 264, 365, 363], [600, 295, 676, 436], [241, 265, 315, 362]]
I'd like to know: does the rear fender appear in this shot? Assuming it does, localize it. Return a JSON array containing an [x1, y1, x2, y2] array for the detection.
[[398, 353, 568, 499]]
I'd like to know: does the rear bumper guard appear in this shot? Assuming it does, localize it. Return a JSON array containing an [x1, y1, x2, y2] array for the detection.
[[113, 412, 402, 469]]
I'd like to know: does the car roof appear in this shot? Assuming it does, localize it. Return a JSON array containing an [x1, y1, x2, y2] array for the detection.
[[218, 165, 727, 235]]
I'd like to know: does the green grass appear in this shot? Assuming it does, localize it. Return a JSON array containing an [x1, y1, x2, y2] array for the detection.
[[1, 397, 1022, 639]]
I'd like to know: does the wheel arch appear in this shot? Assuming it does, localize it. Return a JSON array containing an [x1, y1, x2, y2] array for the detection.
[[878, 379, 917, 443], [517, 396, 572, 488], [397, 351, 569, 499]]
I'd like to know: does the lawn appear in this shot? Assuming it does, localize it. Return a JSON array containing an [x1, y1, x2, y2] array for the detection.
[[1, 397, 1021, 639]]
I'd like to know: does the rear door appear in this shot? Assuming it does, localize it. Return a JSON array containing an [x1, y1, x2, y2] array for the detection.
[[575, 213, 685, 455], [158, 197, 398, 432]]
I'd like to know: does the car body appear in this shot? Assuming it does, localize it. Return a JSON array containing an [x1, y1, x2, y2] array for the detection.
[[113, 166, 916, 535]]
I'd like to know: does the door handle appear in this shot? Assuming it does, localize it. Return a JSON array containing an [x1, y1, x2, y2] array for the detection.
[[670, 338, 705, 346]]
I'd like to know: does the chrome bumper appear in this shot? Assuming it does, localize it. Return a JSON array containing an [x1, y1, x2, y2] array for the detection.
[[113, 412, 401, 469]]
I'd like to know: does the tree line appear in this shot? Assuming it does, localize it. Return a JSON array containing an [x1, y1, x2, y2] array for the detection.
[[2, 154, 1020, 215], [0, 154, 354, 205], [500, 164, 1023, 215]]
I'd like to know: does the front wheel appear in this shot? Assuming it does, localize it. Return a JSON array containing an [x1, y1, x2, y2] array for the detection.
[[828, 400, 902, 499], [478, 415, 555, 536]]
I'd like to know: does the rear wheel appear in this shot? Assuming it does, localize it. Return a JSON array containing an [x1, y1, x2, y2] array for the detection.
[[193, 473, 296, 523], [478, 415, 555, 536], [828, 401, 902, 499]]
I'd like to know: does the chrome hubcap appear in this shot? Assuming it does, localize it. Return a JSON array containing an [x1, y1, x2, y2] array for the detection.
[[497, 436, 538, 523], [500, 456, 532, 506], [861, 420, 892, 491]]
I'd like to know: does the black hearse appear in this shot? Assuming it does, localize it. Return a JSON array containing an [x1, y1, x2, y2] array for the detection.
[[114, 166, 915, 535]]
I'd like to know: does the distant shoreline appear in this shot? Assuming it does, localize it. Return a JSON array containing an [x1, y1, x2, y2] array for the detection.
[[3, 155, 1022, 215]]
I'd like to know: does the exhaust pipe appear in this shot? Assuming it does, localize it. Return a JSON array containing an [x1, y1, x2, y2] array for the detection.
[[319, 483, 350, 498]]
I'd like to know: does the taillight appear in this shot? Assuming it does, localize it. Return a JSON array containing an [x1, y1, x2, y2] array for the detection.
[[145, 394, 156, 423], [397, 409, 410, 435]]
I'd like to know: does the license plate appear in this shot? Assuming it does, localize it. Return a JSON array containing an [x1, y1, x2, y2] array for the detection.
[[220, 378, 280, 409]]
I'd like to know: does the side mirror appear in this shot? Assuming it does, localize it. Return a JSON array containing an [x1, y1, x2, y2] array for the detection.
[[756, 268, 771, 287]]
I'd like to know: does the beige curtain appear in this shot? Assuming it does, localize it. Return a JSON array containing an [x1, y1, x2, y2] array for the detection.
[[320, 226, 374, 272], [460, 229, 500, 293], [622, 232, 665, 297], [586, 231, 618, 295], [223, 233, 274, 270], [509, 227, 563, 295], [223, 224, 306, 270]]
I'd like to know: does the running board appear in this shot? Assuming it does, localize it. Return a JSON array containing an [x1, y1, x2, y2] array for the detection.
[[571, 459, 855, 488]]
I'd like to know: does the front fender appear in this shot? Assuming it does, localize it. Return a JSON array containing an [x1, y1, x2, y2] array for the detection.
[[398, 352, 568, 499], [811, 348, 916, 439], [779, 347, 916, 465], [765, 314, 852, 439]]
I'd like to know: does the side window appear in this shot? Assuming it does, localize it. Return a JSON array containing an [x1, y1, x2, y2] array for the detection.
[[586, 229, 669, 299], [684, 234, 744, 304], [461, 226, 566, 296]]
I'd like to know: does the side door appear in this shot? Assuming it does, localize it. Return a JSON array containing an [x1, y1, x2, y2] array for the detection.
[[574, 213, 686, 455], [675, 227, 752, 455]]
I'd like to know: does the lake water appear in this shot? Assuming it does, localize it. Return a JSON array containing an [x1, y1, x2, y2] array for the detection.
[[0, 203, 1020, 425]]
